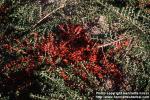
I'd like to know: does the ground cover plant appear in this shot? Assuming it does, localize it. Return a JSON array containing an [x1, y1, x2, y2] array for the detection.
[[0, 0, 150, 99]]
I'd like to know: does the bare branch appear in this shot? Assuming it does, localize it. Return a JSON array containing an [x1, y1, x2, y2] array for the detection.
[[32, 0, 67, 30], [97, 37, 125, 48]]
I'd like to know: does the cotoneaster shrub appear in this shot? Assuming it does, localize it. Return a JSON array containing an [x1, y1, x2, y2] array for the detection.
[[0, 23, 130, 99], [0, 0, 149, 99]]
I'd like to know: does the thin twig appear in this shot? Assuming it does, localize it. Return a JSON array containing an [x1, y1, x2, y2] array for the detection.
[[32, 0, 67, 30], [97, 37, 125, 48], [122, 37, 134, 58]]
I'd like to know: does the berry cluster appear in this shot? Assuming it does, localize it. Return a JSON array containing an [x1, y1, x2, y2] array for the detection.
[[0, 23, 129, 94]]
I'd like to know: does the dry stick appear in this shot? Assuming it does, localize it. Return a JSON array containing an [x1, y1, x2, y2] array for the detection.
[[122, 37, 134, 58], [97, 37, 125, 48], [32, 1, 66, 30]]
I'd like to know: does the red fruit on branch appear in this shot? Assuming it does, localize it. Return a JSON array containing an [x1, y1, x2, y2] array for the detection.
[[59, 70, 69, 80], [0, 23, 129, 92], [97, 73, 103, 79], [38, 23, 126, 82], [81, 71, 87, 80]]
